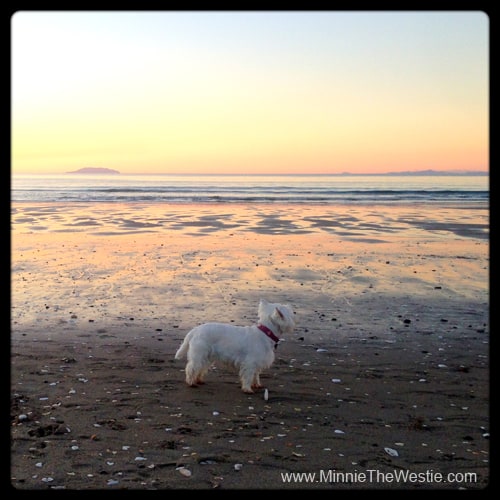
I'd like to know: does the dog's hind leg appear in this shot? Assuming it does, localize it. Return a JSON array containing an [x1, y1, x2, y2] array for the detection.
[[185, 349, 210, 387], [185, 360, 199, 387], [194, 365, 210, 385]]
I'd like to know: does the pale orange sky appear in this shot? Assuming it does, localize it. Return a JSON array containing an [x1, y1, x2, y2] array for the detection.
[[11, 11, 489, 175]]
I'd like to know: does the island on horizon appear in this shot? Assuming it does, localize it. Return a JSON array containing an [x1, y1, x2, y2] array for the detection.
[[61, 167, 487, 176], [66, 167, 120, 174]]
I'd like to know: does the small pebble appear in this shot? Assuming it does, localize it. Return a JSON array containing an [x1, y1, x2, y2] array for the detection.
[[177, 467, 192, 477]]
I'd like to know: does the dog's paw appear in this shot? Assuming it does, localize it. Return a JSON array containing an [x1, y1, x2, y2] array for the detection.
[[242, 388, 255, 394], [251, 384, 263, 390]]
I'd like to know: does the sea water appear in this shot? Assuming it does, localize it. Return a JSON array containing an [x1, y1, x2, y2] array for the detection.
[[11, 173, 488, 204]]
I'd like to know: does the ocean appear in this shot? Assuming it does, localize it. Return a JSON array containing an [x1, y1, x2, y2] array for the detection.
[[11, 173, 489, 205]]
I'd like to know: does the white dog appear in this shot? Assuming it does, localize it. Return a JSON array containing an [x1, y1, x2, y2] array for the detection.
[[174, 299, 295, 393]]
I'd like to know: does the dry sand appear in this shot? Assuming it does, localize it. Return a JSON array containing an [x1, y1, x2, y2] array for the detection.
[[10, 202, 489, 489]]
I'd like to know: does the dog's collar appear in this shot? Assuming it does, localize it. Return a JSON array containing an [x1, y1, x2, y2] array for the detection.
[[257, 324, 280, 348]]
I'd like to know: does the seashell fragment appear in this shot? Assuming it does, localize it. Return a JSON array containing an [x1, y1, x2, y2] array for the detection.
[[264, 389, 269, 401], [331, 378, 341, 383], [234, 463, 243, 471], [384, 447, 399, 457]]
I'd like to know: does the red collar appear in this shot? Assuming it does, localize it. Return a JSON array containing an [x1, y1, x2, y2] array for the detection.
[[257, 324, 280, 348]]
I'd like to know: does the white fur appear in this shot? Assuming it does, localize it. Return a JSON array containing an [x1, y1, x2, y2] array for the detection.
[[174, 299, 295, 393]]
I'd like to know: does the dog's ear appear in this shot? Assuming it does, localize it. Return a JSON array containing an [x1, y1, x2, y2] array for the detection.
[[275, 307, 284, 320]]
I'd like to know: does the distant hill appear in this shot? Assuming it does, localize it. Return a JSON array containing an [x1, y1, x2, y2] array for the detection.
[[336, 169, 487, 176], [67, 167, 120, 174], [378, 169, 487, 176]]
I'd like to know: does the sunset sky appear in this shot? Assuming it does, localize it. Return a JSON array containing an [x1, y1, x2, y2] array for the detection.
[[11, 11, 488, 175]]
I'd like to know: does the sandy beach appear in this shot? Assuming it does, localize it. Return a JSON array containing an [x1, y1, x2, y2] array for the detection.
[[10, 201, 489, 490]]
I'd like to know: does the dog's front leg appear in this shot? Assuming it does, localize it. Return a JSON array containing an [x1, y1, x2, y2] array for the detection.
[[251, 372, 263, 390], [239, 365, 257, 393]]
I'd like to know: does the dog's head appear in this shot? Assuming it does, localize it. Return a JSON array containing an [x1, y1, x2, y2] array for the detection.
[[258, 299, 295, 335]]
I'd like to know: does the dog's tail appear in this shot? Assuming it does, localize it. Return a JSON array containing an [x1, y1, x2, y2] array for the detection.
[[174, 329, 194, 360]]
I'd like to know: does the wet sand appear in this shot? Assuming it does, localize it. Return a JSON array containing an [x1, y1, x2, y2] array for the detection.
[[10, 202, 489, 489]]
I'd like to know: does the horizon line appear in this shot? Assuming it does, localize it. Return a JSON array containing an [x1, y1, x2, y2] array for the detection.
[[15, 169, 489, 176]]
